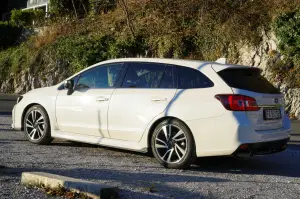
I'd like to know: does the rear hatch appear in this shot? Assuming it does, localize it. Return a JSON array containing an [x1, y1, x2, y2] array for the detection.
[[215, 66, 284, 131]]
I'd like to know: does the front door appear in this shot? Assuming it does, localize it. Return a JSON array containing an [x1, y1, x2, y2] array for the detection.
[[108, 62, 177, 142], [55, 63, 125, 137]]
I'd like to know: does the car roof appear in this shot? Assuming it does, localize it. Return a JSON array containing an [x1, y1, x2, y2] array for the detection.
[[97, 58, 253, 71], [91, 58, 215, 70]]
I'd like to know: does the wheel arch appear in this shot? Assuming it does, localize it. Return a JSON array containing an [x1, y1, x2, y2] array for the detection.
[[147, 116, 194, 150]]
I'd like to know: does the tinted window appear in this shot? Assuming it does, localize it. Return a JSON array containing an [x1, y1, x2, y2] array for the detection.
[[178, 67, 214, 89], [75, 63, 124, 90], [72, 75, 79, 87], [159, 65, 177, 88], [218, 68, 280, 94], [122, 63, 166, 88]]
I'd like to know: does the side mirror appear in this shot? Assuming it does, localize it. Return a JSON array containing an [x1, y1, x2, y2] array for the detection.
[[64, 80, 74, 95]]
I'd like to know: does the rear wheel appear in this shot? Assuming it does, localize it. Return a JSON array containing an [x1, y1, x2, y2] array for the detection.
[[24, 105, 53, 145], [151, 119, 196, 169]]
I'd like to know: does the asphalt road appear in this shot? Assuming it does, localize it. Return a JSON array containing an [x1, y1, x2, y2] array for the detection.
[[1, 115, 300, 199], [0, 94, 18, 113]]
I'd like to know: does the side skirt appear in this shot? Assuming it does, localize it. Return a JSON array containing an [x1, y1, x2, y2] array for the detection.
[[51, 130, 148, 153]]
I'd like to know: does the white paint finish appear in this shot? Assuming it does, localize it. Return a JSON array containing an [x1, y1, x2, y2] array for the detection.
[[55, 89, 114, 137], [12, 86, 58, 132], [52, 130, 147, 152], [215, 58, 227, 64], [186, 111, 290, 157], [164, 64, 233, 121], [108, 89, 177, 142], [165, 88, 226, 121], [11, 58, 292, 159], [211, 63, 252, 72]]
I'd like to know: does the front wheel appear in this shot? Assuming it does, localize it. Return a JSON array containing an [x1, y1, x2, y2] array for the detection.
[[151, 119, 196, 169], [24, 105, 53, 145]]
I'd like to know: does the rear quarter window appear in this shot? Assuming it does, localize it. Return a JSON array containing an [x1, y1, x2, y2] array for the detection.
[[218, 68, 280, 94], [178, 66, 214, 89]]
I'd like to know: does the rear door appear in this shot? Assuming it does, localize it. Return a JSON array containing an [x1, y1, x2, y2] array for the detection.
[[216, 67, 284, 130], [108, 62, 177, 142]]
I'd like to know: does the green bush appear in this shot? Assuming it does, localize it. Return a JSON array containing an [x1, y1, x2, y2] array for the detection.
[[44, 32, 146, 73], [50, 0, 116, 17], [89, 0, 117, 15], [50, 0, 89, 17], [0, 22, 22, 49], [48, 34, 114, 72], [273, 8, 300, 88], [10, 9, 45, 27]]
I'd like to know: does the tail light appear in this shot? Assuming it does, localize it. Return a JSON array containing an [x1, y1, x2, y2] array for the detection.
[[215, 94, 260, 111]]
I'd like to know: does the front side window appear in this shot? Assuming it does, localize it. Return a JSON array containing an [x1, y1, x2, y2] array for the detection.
[[75, 63, 124, 90], [178, 66, 214, 89], [122, 63, 166, 88]]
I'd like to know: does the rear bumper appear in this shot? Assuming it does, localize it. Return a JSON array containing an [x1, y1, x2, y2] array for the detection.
[[186, 111, 291, 157], [233, 138, 289, 156]]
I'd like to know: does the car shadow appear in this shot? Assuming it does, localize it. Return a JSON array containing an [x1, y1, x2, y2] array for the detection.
[[45, 140, 300, 178], [50, 140, 153, 157], [1, 167, 224, 199], [0, 112, 12, 115], [192, 148, 300, 178]]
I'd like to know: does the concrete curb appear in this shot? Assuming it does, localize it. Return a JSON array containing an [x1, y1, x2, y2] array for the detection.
[[21, 172, 118, 199]]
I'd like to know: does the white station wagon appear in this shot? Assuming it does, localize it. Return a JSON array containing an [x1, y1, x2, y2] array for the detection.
[[12, 58, 291, 169]]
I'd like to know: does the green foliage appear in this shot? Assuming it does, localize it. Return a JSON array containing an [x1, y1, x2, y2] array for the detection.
[[273, 8, 300, 88], [89, 0, 117, 15], [47, 33, 146, 73], [10, 9, 45, 27], [0, 43, 40, 80], [50, 0, 116, 17], [274, 8, 300, 59], [50, 0, 89, 16], [48, 34, 113, 72], [1, 0, 300, 88], [0, 21, 22, 49]]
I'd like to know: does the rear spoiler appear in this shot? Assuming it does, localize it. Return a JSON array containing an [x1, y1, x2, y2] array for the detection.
[[215, 58, 227, 64], [213, 58, 262, 73]]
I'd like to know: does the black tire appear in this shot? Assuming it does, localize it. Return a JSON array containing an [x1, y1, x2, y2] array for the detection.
[[24, 105, 53, 145], [151, 118, 196, 169]]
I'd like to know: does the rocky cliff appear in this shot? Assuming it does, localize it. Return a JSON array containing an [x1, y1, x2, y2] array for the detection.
[[235, 30, 300, 119]]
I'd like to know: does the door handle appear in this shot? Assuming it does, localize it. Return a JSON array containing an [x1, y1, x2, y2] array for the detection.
[[96, 97, 109, 102], [151, 98, 167, 102]]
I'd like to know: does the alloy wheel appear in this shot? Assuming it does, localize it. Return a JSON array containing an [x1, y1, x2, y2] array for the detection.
[[25, 110, 45, 140], [154, 124, 188, 163]]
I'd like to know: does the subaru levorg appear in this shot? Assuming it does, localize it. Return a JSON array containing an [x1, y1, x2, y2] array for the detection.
[[12, 58, 291, 169]]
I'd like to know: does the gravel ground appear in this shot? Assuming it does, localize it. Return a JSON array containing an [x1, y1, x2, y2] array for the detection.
[[1, 115, 300, 199]]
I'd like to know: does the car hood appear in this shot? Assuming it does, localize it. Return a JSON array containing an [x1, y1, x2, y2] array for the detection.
[[23, 86, 58, 97]]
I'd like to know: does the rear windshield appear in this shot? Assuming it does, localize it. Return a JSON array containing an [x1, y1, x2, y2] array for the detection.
[[218, 68, 280, 94]]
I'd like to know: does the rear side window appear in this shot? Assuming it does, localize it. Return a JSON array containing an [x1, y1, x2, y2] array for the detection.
[[159, 65, 177, 88], [122, 62, 165, 88], [218, 68, 280, 94], [178, 66, 214, 89]]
